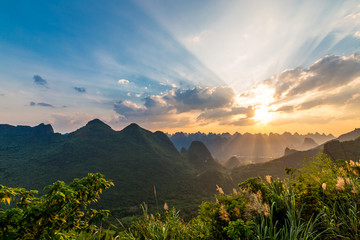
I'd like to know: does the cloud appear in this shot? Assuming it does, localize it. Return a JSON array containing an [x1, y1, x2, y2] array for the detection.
[[169, 86, 235, 112], [111, 54, 360, 131], [258, 55, 360, 100], [33, 75, 48, 87], [275, 105, 294, 113], [197, 106, 254, 121], [118, 79, 130, 84], [114, 86, 235, 117], [233, 54, 360, 130], [30, 101, 55, 108], [113, 86, 254, 127], [114, 100, 147, 117], [74, 87, 86, 93]]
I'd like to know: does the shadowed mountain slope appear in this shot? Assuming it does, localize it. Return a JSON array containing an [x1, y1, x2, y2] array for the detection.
[[0, 120, 229, 218]]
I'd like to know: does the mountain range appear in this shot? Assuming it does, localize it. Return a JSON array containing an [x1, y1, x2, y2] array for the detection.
[[0, 119, 231, 219], [169, 131, 335, 163], [0, 120, 359, 220]]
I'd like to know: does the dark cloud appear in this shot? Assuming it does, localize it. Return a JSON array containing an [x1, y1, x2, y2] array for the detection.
[[33, 75, 48, 87], [114, 86, 235, 118], [170, 86, 235, 112], [297, 86, 360, 110], [197, 106, 254, 120], [287, 55, 360, 97], [29, 101, 54, 108], [74, 87, 86, 93], [114, 100, 147, 117], [113, 86, 238, 126], [276, 105, 294, 113]]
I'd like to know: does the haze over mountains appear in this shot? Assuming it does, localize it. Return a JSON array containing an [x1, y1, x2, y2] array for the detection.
[[0, 119, 359, 220], [169, 131, 335, 163]]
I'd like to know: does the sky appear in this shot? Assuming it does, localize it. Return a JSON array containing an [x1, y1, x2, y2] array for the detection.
[[0, 0, 360, 136]]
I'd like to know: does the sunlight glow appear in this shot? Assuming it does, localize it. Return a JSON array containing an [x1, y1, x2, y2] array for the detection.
[[253, 105, 273, 125]]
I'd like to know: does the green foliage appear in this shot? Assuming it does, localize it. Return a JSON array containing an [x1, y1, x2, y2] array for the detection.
[[117, 203, 209, 240], [2, 148, 360, 239], [0, 173, 113, 239]]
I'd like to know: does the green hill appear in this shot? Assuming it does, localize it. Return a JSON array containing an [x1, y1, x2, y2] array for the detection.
[[0, 119, 230, 218]]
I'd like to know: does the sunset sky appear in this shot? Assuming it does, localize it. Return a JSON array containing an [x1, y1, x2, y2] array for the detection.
[[1, 0, 360, 135]]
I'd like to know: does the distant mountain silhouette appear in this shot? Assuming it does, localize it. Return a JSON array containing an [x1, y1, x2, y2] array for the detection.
[[230, 128, 360, 183], [169, 131, 334, 161], [337, 128, 360, 142], [298, 137, 318, 150], [223, 156, 241, 169], [284, 147, 298, 156]]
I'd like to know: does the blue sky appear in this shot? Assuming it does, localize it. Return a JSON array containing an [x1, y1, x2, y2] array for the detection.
[[1, 0, 360, 135]]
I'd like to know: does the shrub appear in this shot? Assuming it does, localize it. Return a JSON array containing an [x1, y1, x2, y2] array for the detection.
[[0, 173, 113, 239]]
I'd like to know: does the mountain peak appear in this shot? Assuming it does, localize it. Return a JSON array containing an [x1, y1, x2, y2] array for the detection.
[[86, 118, 108, 126], [72, 119, 113, 138], [122, 123, 143, 133], [127, 123, 141, 128], [120, 123, 152, 140], [188, 141, 214, 163]]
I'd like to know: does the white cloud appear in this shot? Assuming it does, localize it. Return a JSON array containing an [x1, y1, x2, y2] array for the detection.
[[192, 36, 201, 43], [118, 79, 130, 84]]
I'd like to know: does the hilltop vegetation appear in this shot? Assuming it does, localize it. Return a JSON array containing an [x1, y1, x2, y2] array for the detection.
[[2, 153, 360, 239]]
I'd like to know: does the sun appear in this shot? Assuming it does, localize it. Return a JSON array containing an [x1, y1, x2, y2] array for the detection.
[[252, 105, 273, 125]]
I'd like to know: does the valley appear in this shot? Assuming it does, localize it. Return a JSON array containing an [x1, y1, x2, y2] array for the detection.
[[1, 119, 359, 222]]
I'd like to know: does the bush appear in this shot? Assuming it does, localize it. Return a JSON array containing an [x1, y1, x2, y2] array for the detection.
[[0, 173, 113, 239]]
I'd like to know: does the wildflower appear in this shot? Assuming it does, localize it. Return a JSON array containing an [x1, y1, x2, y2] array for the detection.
[[233, 188, 238, 195], [265, 175, 272, 184], [219, 204, 230, 222], [216, 185, 224, 194], [322, 183, 326, 190], [350, 160, 355, 167], [164, 202, 168, 211], [234, 207, 241, 217], [339, 167, 347, 176], [351, 186, 358, 194], [245, 191, 267, 217], [263, 203, 270, 217], [215, 198, 219, 204], [345, 177, 353, 185], [336, 177, 345, 191]]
